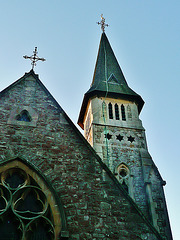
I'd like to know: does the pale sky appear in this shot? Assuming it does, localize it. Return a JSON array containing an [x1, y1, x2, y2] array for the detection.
[[0, 1, 179, 239]]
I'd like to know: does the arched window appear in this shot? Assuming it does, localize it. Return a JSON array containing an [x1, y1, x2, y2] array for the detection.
[[8, 107, 38, 127], [121, 104, 126, 121], [127, 105, 132, 120], [0, 159, 64, 240], [16, 110, 31, 122], [108, 103, 113, 119], [115, 104, 119, 120], [117, 164, 129, 193], [102, 101, 107, 119]]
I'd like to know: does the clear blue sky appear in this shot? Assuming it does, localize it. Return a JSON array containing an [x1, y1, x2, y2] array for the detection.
[[0, 1, 179, 238]]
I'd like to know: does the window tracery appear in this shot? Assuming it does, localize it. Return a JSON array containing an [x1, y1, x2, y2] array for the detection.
[[0, 160, 62, 240]]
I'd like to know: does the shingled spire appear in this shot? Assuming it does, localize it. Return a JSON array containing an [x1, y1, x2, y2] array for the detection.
[[77, 29, 172, 239], [78, 32, 144, 129]]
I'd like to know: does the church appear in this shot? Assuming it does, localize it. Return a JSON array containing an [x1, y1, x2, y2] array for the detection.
[[0, 17, 172, 239]]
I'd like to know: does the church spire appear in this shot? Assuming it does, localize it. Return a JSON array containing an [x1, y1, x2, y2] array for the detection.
[[78, 32, 144, 129], [77, 26, 172, 240]]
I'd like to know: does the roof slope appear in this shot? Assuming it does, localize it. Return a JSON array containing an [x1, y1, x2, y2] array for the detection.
[[0, 70, 62, 110], [88, 33, 137, 96], [78, 33, 144, 128]]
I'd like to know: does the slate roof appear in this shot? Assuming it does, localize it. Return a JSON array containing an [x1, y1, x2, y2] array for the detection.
[[78, 33, 144, 129]]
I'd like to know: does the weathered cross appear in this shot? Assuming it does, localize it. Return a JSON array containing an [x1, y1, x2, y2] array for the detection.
[[23, 47, 46, 69], [97, 14, 109, 32]]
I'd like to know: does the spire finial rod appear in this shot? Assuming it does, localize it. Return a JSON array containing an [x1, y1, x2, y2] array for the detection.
[[23, 47, 46, 69], [97, 14, 109, 32]]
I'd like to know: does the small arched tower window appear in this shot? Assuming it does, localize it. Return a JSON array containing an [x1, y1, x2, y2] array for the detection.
[[115, 104, 119, 120], [121, 104, 126, 121], [102, 101, 107, 119], [127, 105, 132, 120], [117, 164, 130, 193], [16, 110, 31, 122], [108, 103, 113, 119]]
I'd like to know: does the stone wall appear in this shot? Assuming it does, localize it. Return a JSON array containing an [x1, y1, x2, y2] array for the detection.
[[0, 73, 162, 239]]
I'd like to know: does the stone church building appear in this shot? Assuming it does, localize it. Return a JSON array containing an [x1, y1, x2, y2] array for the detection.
[[0, 25, 172, 239]]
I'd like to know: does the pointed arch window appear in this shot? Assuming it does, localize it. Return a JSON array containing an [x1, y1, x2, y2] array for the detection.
[[115, 104, 119, 120], [121, 104, 126, 121], [127, 105, 132, 120], [117, 164, 130, 193], [8, 107, 38, 127], [102, 101, 107, 119], [0, 159, 66, 240], [16, 110, 31, 122], [108, 103, 113, 119]]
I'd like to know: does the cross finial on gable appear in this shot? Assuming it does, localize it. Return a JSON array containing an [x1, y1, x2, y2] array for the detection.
[[97, 14, 109, 32], [23, 47, 46, 69]]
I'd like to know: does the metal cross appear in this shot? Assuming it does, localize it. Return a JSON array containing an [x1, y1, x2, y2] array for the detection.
[[23, 47, 46, 69], [97, 14, 109, 32]]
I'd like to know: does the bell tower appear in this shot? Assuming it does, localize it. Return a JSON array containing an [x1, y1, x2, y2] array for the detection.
[[78, 20, 172, 239]]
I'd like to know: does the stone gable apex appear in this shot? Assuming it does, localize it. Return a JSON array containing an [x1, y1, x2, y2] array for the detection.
[[0, 70, 62, 110]]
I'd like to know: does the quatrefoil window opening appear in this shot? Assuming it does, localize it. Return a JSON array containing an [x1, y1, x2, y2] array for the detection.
[[0, 167, 55, 240], [118, 165, 129, 179]]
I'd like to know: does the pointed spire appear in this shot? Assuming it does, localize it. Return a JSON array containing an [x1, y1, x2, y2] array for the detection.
[[88, 33, 143, 99], [88, 33, 129, 93], [78, 32, 144, 129]]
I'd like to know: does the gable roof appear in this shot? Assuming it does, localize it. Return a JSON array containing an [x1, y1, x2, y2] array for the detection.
[[0, 70, 162, 239], [78, 33, 144, 129], [0, 69, 62, 111]]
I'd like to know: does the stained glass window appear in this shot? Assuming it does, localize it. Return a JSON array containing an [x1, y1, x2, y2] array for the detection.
[[0, 162, 61, 239]]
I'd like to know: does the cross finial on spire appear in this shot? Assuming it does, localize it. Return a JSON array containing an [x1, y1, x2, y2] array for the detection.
[[23, 47, 46, 69], [97, 14, 109, 32]]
